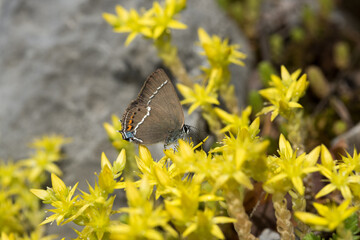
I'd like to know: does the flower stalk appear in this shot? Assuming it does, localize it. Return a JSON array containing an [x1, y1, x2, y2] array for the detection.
[[273, 192, 295, 240], [225, 186, 258, 240]]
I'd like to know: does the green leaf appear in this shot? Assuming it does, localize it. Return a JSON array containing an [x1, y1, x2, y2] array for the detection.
[[303, 232, 322, 240], [343, 213, 360, 239]]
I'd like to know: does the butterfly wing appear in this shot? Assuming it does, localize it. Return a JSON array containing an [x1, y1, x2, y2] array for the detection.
[[121, 69, 184, 144]]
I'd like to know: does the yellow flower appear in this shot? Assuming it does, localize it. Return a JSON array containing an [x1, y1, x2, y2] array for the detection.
[[18, 135, 69, 181], [1, 233, 16, 240], [130, 145, 181, 199], [20, 150, 62, 181], [151, 1, 187, 39], [177, 83, 219, 114], [31, 174, 80, 225], [258, 66, 308, 121], [295, 200, 358, 231], [212, 124, 269, 182], [214, 106, 253, 134], [110, 179, 177, 240], [103, 1, 187, 45], [30, 135, 71, 153], [211, 127, 269, 189], [341, 148, 360, 173], [101, 150, 126, 179], [183, 208, 236, 239], [210, 153, 253, 191], [316, 166, 360, 200], [315, 145, 360, 200], [164, 140, 197, 171], [166, 0, 187, 14], [264, 134, 320, 195], [103, 6, 153, 46], [198, 28, 246, 68], [164, 174, 222, 225]]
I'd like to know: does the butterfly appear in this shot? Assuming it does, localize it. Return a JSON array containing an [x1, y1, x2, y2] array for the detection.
[[120, 69, 190, 145]]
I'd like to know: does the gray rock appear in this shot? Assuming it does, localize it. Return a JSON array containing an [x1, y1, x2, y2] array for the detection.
[[332, 122, 360, 154], [259, 229, 280, 240], [0, 0, 251, 238]]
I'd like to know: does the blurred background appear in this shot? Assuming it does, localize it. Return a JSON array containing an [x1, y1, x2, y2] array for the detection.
[[1, 0, 359, 238]]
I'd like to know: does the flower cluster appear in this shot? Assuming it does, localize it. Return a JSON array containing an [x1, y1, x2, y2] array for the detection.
[[315, 145, 360, 200], [109, 180, 177, 240], [177, 83, 219, 114], [19, 1, 360, 238], [295, 200, 358, 232], [31, 106, 270, 240], [198, 28, 246, 70], [264, 134, 320, 196], [0, 135, 69, 240], [258, 65, 309, 121], [196, 28, 246, 102], [103, 0, 187, 46], [31, 150, 126, 239]]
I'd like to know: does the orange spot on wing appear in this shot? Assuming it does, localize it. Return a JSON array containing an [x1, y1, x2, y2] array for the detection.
[[126, 114, 135, 131]]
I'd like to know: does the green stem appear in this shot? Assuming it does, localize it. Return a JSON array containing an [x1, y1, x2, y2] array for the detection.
[[286, 111, 305, 153], [336, 223, 353, 240], [285, 110, 313, 238], [291, 191, 310, 238], [154, 34, 193, 87], [202, 108, 223, 141], [220, 84, 239, 114]]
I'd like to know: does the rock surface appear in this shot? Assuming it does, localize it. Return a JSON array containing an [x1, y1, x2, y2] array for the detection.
[[0, 0, 251, 237]]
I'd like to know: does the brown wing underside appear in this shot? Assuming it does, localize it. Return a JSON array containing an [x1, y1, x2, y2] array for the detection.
[[121, 69, 184, 144]]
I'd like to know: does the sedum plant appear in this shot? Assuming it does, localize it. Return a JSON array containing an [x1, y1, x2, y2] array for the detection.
[[0, 135, 69, 240], [4, 1, 358, 240]]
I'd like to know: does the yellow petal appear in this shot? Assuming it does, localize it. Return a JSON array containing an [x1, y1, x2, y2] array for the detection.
[[183, 223, 197, 237], [305, 146, 320, 167], [125, 32, 138, 46], [115, 5, 128, 18], [315, 184, 336, 199], [30, 189, 49, 200], [103, 122, 118, 139], [210, 224, 225, 239], [214, 108, 234, 123], [114, 149, 126, 173], [102, 13, 119, 25], [288, 102, 303, 108], [320, 145, 335, 170], [177, 83, 193, 98], [168, 20, 187, 29], [291, 177, 304, 195], [291, 69, 302, 80], [280, 65, 291, 83], [198, 28, 211, 44], [51, 173, 67, 195], [294, 212, 328, 226], [188, 102, 200, 114], [213, 216, 236, 224], [233, 171, 253, 189], [153, 26, 165, 39], [101, 152, 112, 170]]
